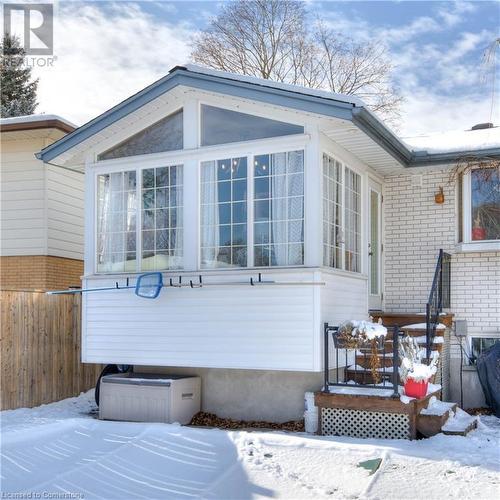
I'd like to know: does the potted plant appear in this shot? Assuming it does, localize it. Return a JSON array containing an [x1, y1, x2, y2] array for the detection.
[[335, 319, 388, 384], [334, 319, 387, 350], [472, 213, 487, 241], [399, 336, 439, 399]]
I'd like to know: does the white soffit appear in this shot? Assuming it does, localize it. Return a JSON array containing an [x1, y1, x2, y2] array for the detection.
[[324, 125, 405, 176], [55, 86, 186, 169]]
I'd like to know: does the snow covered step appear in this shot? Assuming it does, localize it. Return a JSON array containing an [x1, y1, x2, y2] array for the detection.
[[401, 323, 447, 337], [417, 398, 457, 437], [442, 408, 478, 436]]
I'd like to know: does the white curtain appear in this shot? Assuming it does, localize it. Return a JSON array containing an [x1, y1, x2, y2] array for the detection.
[[98, 172, 128, 271], [201, 161, 219, 267], [271, 153, 288, 266]]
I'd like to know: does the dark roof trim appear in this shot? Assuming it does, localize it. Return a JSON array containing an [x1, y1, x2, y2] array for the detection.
[[37, 67, 354, 162], [410, 147, 500, 167], [36, 65, 500, 167], [351, 108, 412, 166], [1, 118, 75, 134]]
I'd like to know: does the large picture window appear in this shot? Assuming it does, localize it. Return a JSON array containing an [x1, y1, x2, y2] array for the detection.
[[458, 166, 500, 247], [470, 167, 500, 241], [345, 167, 361, 272], [97, 171, 137, 272], [200, 157, 248, 268], [322, 154, 362, 273], [322, 155, 342, 268], [141, 165, 183, 270], [254, 151, 304, 266]]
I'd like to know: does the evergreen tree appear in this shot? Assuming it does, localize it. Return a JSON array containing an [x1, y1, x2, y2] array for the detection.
[[1, 34, 39, 117]]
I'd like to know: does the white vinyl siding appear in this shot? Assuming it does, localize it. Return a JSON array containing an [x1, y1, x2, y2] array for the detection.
[[0, 137, 84, 259], [46, 165, 84, 259], [82, 269, 320, 371]]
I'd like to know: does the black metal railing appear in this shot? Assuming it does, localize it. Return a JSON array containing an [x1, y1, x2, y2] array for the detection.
[[425, 249, 451, 358], [323, 323, 400, 398]]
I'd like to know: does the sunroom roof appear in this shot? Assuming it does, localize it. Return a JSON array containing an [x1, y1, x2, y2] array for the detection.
[[36, 64, 500, 173]]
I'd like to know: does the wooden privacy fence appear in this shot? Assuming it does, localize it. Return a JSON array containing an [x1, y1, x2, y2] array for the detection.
[[0, 290, 101, 410]]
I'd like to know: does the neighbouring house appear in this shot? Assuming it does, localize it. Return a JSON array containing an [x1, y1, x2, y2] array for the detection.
[[0, 115, 101, 412], [0, 114, 84, 290], [35, 65, 500, 426]]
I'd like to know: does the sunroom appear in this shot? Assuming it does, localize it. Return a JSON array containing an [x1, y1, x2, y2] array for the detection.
[[37, 65, 411, 373]]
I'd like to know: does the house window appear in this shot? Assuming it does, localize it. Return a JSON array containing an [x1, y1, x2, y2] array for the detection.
[[470, 337, 499, 365], [200, 157, 248, 268], [254, 151, 304, 266], [141, 165, 183, 270], [97, 171, 137, 272], [200, 105, 304, 147], [322, 154, 362, 273], [98, 110, 183, 160], [458, 166, 500, 247], [322, 155, 342, 269], [345, 167, 361, 272], [470, 167, 500, 241]]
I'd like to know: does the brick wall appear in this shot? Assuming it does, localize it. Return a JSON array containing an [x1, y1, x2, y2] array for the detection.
[[0, 255, 83, 291], [383, 169, 500, 338]]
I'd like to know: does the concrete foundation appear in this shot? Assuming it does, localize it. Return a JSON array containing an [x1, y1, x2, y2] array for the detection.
[[135, 366, 325, 422]]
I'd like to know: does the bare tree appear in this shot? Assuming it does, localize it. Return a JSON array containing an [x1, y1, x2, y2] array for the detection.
[[192, 1, 402, 123]]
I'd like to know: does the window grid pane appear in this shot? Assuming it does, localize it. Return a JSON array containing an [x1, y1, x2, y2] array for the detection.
[[254, 151, 304, 267], [141, 165, 183, 270], [322, 154, 342, 269], [345, 167, 361, 272], [201, 157, 248, 268], [97, 171, 137, 272]]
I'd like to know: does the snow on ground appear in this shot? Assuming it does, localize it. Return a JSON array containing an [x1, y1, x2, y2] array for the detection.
[[1, 391, 499, 499]]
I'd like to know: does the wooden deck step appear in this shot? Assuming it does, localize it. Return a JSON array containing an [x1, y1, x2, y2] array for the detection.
[[370, 312, 454, 329], [441, 408, 478, 436], [417, 400, 457, 437], [400, 324, 446, 338]]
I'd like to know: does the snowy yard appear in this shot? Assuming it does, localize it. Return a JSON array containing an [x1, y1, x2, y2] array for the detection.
[[1, 391, 499, 499]]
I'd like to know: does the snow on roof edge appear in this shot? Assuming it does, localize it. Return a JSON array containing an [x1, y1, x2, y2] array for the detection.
[[182, 63, 364, 107], [402, 126, 500, 154], [0, 114, 77, 129]]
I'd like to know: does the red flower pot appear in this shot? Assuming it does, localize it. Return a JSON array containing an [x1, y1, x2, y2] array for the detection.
[[472, 227, 487, 240], [404, 378, 429, 399]]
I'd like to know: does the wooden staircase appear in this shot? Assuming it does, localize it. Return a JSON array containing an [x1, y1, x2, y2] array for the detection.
[[345, 317, 446, 385], [345, 311, 478, 438], [417, 399, 478, 437]]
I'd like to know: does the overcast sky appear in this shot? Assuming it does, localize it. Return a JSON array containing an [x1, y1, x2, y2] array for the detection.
[[5, 0, 500, 136]]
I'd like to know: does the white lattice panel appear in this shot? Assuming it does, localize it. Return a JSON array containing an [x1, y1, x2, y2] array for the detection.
[[321, 408, 410, 439]]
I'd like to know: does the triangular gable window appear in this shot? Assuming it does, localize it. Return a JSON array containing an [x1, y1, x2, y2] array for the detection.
[[201, 105, 304, 147], [98, 109, 183, 160]]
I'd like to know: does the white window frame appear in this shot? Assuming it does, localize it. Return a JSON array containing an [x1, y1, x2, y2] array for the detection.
[[321, 150, 364, 274], [456, 168, 500, 253], [466, 334, 500, 365], [91, 134, 310, 275]]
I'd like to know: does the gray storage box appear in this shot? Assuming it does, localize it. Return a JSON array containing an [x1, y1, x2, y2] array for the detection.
[[99, 373, 201, 424]]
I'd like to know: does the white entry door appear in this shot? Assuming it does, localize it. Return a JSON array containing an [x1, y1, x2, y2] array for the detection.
[[368, 179, 383, 311]]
